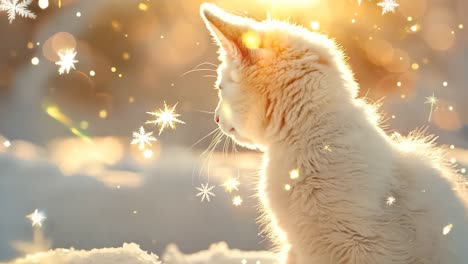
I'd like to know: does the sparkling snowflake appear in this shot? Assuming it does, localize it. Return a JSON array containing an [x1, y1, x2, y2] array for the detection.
[[442, 223, 453, 235], [386, 196, 396, 206], [0, 0, 36, 24], [131, 126, 157, 150], [26, 209, 46, 227], [55, 49, 78, 75], [146, 101, 185, 135], [232, 196, 243, 206], [377, 0, 399, 15], [196, 183, 215, 202], [222, 177, 240, 192]]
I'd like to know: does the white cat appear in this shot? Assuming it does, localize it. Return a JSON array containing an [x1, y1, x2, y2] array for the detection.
[[200, 4, 468, 264]]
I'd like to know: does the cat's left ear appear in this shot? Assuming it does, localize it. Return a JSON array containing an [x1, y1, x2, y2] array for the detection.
[[200, 3, 263, 63]]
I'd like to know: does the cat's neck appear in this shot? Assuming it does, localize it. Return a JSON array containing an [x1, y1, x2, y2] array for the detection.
[[266, 99, 373, 174]]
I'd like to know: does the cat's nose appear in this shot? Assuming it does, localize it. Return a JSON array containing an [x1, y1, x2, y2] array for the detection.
[[214, 115, 220, 123]]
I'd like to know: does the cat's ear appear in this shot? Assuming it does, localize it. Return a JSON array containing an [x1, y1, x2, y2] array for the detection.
[[200, 3, 261, 62]]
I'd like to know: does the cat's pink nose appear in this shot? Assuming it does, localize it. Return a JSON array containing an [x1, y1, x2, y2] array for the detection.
[[214, 115, 220, 123]]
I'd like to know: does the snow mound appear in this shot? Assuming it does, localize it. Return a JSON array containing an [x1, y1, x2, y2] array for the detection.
[[163, 242, 279, 264], [7, 243, 160, 264], [6, 242, 279, 264]]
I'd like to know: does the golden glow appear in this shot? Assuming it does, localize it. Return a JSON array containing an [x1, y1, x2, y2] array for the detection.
[[459, 24, 464, 29], [461, 168, 466, 174], [44, 104, 90, 141], [26, 209, 46, 227], [310, 21, 320, 31], [407, 16, 413, 22], [76, 12, 81, 17], [223, 177, 240, 192], [443, 223, 453, 235], [242, 31, 261, 49], [3, 140, 11, 148], [146, 102, 185, 135], [111, 67, 117, 72], [411, 63, 419, 70], [284, 184, 291, 191], [443, 81, 448, 87], [138, 2, 148, 11], [99, 110, 108, 119], [232, 196, 243, 206], [410, 24, 421, 32], [27, 42, 34, 49], [80, 121, 88, 130], [122, 52, 130, 60], [143, 149, 153, 159], [289, 169, 299, 180], [448, 106, 454, 111], [55, 49, 78, 75], [397, 81, 402, 87], [90, 70, 96, 76]]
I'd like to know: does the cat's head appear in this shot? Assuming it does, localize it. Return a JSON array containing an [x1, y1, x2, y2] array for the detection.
[[200, 3, 357, 150]]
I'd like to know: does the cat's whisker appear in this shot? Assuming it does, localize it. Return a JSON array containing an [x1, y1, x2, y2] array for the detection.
[[201, 131, 224, 182], [193, 109, 215, 115], [192, 61, 218, 69], [192, 128, 222, 183], [179, 68, 217, 77], [198, 130, 223, 177], [188, 127, 219, 150], [202, 75, 217, 78]]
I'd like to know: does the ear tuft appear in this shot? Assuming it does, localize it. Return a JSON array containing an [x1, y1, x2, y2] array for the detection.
[[200, 3, 261, 62]]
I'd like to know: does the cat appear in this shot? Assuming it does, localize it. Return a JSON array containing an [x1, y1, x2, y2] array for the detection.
[[200, 3, 468, 264]]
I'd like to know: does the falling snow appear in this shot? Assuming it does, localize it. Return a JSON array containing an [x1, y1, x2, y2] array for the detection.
[[131, 126, 157, 150], [377, 0, 399, 15], [146, 102, 185, 135], [196, 183, 215, 202], [55, 49, 79, 75], [0, 0, 36, 24]]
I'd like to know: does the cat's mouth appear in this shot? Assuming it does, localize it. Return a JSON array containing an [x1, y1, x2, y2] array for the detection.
[[223, 126, 253, 146]]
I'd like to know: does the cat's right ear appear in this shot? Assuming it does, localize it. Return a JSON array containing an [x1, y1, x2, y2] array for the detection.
[[200, 3, 256, 62]]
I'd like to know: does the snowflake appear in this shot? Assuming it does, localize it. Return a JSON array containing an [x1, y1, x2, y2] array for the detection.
[[196, 183, 215, 202], [0, 0, 36, 24], [55, 49, 78, 75], [222, 177, 240, 192], [232, 196, 243, 206], [26, 209, 46, 227], [146, 101, 185, 135], [377, 0, 399, 15], [386, 196, 396, 206], [131, 126, 157, 150]]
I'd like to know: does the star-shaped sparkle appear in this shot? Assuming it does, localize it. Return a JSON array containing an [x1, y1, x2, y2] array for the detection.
[[386, 196, 396, 206], [425, 93, 438, 122], [377, 0, 399, 15], [26, 209, 46, 227], [55, 49, 78, 75], [196, 183, 215, 202], [131, 126, 157, 150], [0, 0, 36, 24], [222, 177, 240, 192], [146, 102, 185, 135], [232, 196, 243, 206]]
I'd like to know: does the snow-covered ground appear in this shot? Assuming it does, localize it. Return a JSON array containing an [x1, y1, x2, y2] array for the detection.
[[7, 242, 278, 264]]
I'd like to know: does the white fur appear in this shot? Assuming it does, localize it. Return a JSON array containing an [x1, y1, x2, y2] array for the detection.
[[200, 4, 468, 264]]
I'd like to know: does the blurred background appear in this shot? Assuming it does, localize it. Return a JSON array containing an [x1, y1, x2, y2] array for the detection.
[[0, 0, 467, 262]]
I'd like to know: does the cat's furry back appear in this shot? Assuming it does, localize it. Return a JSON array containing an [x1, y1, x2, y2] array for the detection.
[[200, 3, 468, 264]]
